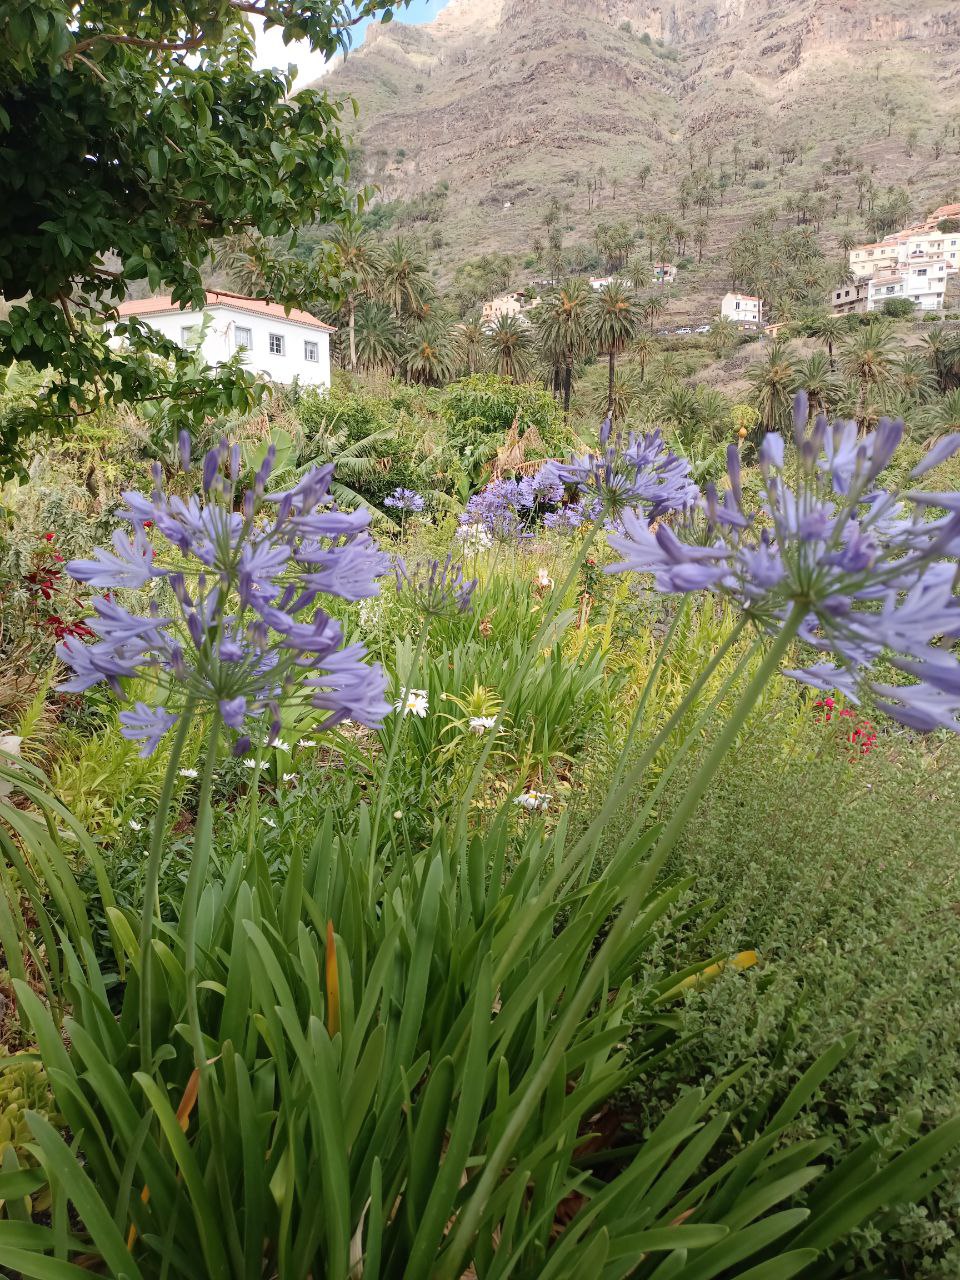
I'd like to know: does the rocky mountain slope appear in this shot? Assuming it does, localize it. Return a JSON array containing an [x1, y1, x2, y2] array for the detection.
[[315, 0, 960, 308]]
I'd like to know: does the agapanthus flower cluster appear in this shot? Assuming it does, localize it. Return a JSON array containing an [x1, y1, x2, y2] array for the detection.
[[459, 464, 597, 543], [547, 419, 700, 521], [607, 393, 960, 732], [460, 479, 530, 542], [384, 487, 425, 513], [59, 435, 392, 755], [395, 554, 477, 617]]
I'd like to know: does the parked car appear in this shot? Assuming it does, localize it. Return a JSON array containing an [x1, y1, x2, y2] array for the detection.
[[675, 326, 692, 335], [695, 325, 711, 334]]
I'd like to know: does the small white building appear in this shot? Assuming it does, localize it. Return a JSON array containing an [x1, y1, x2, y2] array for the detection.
[[867, 260, 949, 312], [480, 290, 539, 328], [653, 262, 677, 284], [115, 291, 334, 388], [721, 292, 763, 326]]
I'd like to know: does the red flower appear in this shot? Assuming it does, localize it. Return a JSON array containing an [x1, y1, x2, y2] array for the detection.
[[42, 532, 55, 542]]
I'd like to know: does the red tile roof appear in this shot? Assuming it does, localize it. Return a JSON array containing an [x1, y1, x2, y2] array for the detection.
[[115, 291, 335, 332]]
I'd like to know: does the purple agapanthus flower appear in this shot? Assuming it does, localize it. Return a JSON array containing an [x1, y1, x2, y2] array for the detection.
[[395, 554, 477, 617], [58, 439, 392, 753], [384, 487, 425, 513], [460, 479, 528, 542], [607, 393, 960, 733], [547, 419, 699, 521]]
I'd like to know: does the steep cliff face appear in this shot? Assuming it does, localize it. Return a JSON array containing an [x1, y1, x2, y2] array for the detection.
[[319, 0, 960, 276]]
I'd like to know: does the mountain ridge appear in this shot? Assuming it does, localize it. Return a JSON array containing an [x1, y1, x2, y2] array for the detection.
[[316, 0, 960, 312]]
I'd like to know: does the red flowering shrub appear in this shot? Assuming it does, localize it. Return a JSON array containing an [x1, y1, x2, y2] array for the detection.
[[0, 533, 93, 657], [813, 696, 877, 760]]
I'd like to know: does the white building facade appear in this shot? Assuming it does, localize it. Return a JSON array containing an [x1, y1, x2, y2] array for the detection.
[[866, 260, 949, 312], [721, 292, 763, 325], [115, 292, 334, 388], [847, 205, 960, 307]]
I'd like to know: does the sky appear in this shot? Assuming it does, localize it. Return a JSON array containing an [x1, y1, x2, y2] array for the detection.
[[253, 0, 439, 89]]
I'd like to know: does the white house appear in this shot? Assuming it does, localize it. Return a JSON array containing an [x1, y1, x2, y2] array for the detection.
[[866, 260, 949, 312], [114, 291, 335, 388], [721, 292, 763, 326], [480, 290, 540, 329]]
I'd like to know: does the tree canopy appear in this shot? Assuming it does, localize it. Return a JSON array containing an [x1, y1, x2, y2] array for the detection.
[[0, 0, 406, 475]]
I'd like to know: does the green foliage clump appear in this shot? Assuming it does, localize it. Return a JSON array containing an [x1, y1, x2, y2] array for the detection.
[[882, 296, 917, 318], [0, 1049, 61, 1175], [440, 374, 573, 490], [647, 699, 960, 1278]]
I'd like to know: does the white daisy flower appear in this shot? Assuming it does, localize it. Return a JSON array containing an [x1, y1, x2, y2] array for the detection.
[[395, 689, 429, 718], [178, 768, 199, 779], [282, 772, 298, 783], [263, 816, 277, 828], [469, 715, 497, 734], [393, 810, 403, 819], [128, 818, 143, 831], [297, 738, 317, 748], [514, 790, 552, 812], [272, 739, 291, 751], [242, 758, 260, 770]]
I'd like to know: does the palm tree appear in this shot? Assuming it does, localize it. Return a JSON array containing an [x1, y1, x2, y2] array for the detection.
[[380, 236, 434, 317], [798, 351, 841, 417], [922, 326, 960, 394], [401, 313, 462, 386], [216, 231, 268, 295], [328, 223, 384, 371], [534, 279, 593, 419], [928, 388, 960, 435], [806, 313, 849, 372], [588, 367, 643, 424], [589, 282, 644, 416], [485, 314, 534, 383], [644, 292, 667, 332], [895, 350, 938, 407], [746, 340, 802, 436], [709, 318, 738, 361], [632, 333, 658, 382], [458, 317, 485, 375], [627, 258, 648, 292], [837, 321, 898, 422], [354, 299, 401, 375]]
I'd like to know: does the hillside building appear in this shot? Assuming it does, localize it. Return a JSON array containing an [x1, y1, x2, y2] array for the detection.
[[653, 262, 677, 284], [845, 207, 960, 312], [480, 289, 539, 327], [831, 279, 870, 316], [114, 292, 334, 387], [866, 260, 949, 312], [720, 292, 763, 326]]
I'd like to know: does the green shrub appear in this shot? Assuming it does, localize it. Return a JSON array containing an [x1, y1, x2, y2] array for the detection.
[[643, 696, 960, 1277]]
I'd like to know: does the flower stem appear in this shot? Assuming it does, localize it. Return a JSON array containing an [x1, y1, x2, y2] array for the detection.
[[441, 604, 804, 1276], [369, 622, 429, 857], [179, 715, 221, 1068], [455, 525, 599, 833], [138, 698, 196, 1073]]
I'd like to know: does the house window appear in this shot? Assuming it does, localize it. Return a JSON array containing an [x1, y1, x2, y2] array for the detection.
[[268, 333, 285, 356], [181, 324, 200, 346], [734, 300, 740, 310], [886, 286, 895, 294], [234, 326, 252, 351], [304, 340, 319, 363], [916, 268, 927, 277]]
